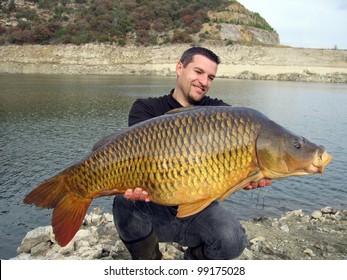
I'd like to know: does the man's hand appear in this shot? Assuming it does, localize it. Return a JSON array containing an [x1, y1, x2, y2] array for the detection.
[[244, 179, 272, 190], [124, 187, 151, 202], [124, 179, 272, 202]]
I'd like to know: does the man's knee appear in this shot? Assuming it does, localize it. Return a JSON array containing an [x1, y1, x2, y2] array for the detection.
[[200, 206, 249, 259], [206, 226, 248, 259], [221, 226, 248, 259]]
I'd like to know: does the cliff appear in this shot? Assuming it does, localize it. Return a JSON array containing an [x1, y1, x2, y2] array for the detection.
[[0, 43, 347, 83]]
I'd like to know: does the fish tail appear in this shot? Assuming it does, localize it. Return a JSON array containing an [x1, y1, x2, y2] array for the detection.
[[23, 171, 91, 247]]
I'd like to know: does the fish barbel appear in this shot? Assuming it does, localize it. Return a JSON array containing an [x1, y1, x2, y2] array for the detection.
[[24, 106, 333, 246]]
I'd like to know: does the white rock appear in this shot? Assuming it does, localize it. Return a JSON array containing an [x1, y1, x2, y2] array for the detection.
[[90, 213, 102, 225], [88, 225, 99, 237], [52, 240, 75, 255], [73, 229, 92, 242], [321, 206, 336, 214], [283, 209, 304, 219], [31, 241, 51, 255], [240, 248, 254, 259], [280, 224, 290, 232], [17, 226, 52, 253], [311, 210, 322, 219], [75, 240, 90, 251], [103, 213, 114, 223], [304, 248, 316, 257], [79, 248, 101, 260]]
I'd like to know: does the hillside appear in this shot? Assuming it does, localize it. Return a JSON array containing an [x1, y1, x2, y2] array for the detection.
[[1, 43, 347, 83], [0, 0, 279, 46]]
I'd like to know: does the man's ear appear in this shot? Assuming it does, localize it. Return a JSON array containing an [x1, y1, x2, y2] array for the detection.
[[176, 61, 183, 76]]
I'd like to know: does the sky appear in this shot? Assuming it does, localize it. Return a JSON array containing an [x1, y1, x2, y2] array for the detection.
[[237, 0, 347, 49]]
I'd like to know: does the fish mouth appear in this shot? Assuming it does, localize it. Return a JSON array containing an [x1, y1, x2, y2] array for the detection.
[[309, 151, 333, 174]]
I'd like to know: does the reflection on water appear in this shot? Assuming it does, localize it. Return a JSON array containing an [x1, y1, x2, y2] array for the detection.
[[0, 74, 346, 259]]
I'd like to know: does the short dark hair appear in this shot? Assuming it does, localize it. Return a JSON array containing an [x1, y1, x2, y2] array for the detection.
[[179, 47, 221, 67]]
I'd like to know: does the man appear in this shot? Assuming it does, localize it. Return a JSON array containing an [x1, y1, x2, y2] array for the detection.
[[113, 47, 271, 260]]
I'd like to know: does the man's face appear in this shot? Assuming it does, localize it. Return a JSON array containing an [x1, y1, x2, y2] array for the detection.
[[176, 54, 218, 105]]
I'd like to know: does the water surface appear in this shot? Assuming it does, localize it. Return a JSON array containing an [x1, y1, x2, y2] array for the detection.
[[0, 74, 346, 259]]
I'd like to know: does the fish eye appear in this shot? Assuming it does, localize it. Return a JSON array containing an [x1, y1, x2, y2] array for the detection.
[[294, 139, 302, 149]]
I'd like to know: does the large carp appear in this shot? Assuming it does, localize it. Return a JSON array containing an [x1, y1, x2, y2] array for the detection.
[[24, 106, 333, 247]]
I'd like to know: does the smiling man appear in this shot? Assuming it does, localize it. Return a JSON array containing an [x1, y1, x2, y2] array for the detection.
[[112, 47, 271, 260]]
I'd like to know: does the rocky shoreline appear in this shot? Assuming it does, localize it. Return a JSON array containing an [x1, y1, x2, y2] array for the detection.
[[1, 44, 347, 83], [12, 206, 347, 260]]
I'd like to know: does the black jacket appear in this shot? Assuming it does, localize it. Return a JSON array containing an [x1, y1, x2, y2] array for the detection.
[[128, 89, 229, 126]]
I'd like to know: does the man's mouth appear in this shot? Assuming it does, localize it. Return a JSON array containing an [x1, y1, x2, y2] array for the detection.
[[193, 85, 205, 94]]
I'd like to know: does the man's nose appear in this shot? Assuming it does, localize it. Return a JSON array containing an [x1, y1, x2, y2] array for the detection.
[[198, 75, 209, 87]]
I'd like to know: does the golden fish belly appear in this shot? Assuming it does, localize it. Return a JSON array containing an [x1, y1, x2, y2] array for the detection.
[[71, 107, 260, 205]]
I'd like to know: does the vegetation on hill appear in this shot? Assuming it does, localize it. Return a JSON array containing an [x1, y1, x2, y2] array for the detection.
[[0, 0, 277, 46]]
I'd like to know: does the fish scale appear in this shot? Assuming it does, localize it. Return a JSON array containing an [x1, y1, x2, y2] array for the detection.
[[24, 106, 333, 247]]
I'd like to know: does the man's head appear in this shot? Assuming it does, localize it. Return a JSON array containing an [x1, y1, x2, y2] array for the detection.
[[174, 47, 220, 106], [179, 47, 221, 67]]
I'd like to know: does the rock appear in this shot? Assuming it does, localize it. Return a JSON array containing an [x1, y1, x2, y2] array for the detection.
[[304, 248, 316, 257], [249, 236, 265, 252], [17, 226, 52, 254], [12, 206, 347, 260], [311, 210, 323, 219], [280, 224, 290, 232], [321, 206, 336, 215], [282, 209, 304, 219]]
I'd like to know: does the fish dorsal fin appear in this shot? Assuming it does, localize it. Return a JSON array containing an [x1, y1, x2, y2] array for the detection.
[[219, 171, 264, 201], [166, 106, 201, 115], [92, 132, 119, 151], [176, 198, 215, 218]]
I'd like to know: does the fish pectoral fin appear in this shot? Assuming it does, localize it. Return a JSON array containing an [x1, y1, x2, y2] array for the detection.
[[176, 198, 215, 218], [94, 189, 124, 198], [219, 172, 264, 201]]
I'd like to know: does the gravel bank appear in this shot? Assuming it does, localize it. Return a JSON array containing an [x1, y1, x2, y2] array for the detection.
[[12, 206, 347, 260]]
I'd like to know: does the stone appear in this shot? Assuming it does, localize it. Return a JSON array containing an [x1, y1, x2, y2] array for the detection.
[[282, 209, 304, 219], [103, 213, 114, 223], [12, 206, 347, 260], [90, 213, 102, 225], [73, 229, 92, 242], [311, 210, 323, 219], [321, 206, 336, 215], [75, 240, 90, 251], [280, 224, 290, 232], [53, 240, 75, 255], [17, 226, 52, 253], [31, 241, 51, 256], [250, 237, 265, 252], [304, 248, 316, 257], [241, 248, 254, 259]]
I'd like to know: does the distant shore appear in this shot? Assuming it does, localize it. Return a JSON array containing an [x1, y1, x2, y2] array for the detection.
[[0, 44, 347, 83]]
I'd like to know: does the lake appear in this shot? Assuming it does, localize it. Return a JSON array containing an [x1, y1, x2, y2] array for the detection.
[[0, 74, 346, 259]]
